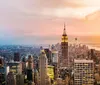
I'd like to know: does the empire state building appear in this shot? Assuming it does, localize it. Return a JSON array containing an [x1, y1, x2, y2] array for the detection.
[[61, 24, 68, 67]]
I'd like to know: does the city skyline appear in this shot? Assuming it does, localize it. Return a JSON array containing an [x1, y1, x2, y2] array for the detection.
[[0, 0, 100, 45]]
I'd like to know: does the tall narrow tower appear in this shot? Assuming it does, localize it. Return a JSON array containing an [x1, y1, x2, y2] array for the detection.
[[27, 55, 34, 82], [39, 50, 48, 85], [61, 23, 68, 67]]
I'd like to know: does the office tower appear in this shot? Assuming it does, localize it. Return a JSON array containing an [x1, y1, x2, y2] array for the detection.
[[90, 49, 95, 58], [0, 57, 4, 66], [90, 49, 97, 62], [22, 56, 26, 62], [27, 69, 33, 81], [14, 52, 20, 62], [5, 66, 10, 76], [0, 57, 8, 85], [0, 73, 5, 85], [27, 55, 33, 69], [16, 74, 24, 85], [26, 70, 35, 85], [22, 57, 26, 74], [74, 59, 94, 85], [7, 62, 22, 74], [34, 69, 39, 85], [52, 50, 58, 79], [39, 50, 48, 85], [60, 24, 68, 67], [0, 63, 5, 85], [52, 50, 58, 63], [0, 57, 5, 74], [44, 48, 52, 65], [0, 67, 9, 84], [54, 43, 62, 69], [27, 55, 34, 83], [6, 72, 16, 85]]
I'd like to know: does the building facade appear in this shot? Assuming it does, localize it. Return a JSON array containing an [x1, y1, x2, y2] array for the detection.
[[60, 24, 68, 67], [6, 72, 16, 85], [74, 59, 94, 85], [14, 52, 20, 62], [16, 74, 24, 85], [39, 50, 48, 85], [7, 62, 22, 74]]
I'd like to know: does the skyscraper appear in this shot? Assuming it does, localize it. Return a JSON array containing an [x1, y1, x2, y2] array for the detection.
[[39, 50, 48, 85], [0, 57, 4, 66], [52, 50, 58, 64], [52, 50, 58, 79], [60, 23, 68, 67], [44, 49, 52, 65], [74, 59, 94, 85], [0, 57, 8, 85], [7, 62, 22, 74], [22, 57, 26, 74], [16, 74, 24, 85], [90, 49, 96, 61], [27, 55, 33, 70], [6, 72, 16, 85], [27, 55, 34, 82], [14, 52, 20, 62]]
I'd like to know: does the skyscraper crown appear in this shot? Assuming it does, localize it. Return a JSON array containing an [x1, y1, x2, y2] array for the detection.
[[61, 23, 68, 43], [63, 23, 67, 36]]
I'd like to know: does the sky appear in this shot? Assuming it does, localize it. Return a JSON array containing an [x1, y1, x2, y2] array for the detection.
[[0, 0, 100, 45]]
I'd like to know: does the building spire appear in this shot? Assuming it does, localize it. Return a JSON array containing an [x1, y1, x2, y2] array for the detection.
[[63, 23, 66, 35]]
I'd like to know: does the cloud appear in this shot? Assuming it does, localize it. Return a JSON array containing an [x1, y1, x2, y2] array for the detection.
[[0, 0, 100, 44], [86, 10, 100, 20], [35, 0, 85, 8]]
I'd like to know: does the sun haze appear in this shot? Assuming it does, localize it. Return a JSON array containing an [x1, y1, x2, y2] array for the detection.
[[0, 0, 100, 44]]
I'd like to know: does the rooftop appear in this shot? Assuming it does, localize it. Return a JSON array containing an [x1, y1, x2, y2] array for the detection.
[[74, 59, 94, 63]]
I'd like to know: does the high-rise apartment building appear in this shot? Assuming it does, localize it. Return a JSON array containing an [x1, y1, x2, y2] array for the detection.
[[74, 59, 94, 85]]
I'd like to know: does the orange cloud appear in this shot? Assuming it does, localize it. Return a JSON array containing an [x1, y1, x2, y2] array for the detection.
[[0, 0, 100, 44]]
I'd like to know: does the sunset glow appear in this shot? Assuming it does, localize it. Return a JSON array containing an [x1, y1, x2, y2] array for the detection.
[[0, 0, 100, 44]]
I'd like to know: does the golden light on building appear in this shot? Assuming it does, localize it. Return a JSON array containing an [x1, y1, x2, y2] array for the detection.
[[61, 35, 68, 43], [60, 23, 69, 67]]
